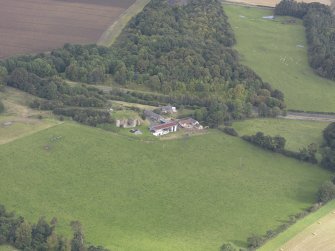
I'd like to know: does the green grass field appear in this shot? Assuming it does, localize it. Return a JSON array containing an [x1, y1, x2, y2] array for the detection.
[[232, 118, 329, 151], [0, 122, 331, 250], [224, 4, 335, 112]]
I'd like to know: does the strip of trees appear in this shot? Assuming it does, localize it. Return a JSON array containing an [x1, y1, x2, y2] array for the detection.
[[0, 204, 109, 251], [241, 132, 318, 164], [321, 122, 335, 171], [275, 0, 335, 80]]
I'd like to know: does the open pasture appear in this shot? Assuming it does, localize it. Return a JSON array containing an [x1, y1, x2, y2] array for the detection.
[[232, 118, 329, 151], [0, 122, 330, 250], [224, 5, 335, 112], [224, 0, 330, 7], [0, 0, 135, 58]]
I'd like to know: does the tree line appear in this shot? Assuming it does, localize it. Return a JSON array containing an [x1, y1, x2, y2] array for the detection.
[[275, 0, 335, 80], [321, 122, 335, 171], [2, 66, 113, 127], [241, 132, 318, 164], [0, 204, 109, 251]]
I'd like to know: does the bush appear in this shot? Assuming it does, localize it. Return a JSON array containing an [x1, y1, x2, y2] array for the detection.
[[317, 181, 335, 203], [220, 242, 237, 251], [247, 234, 264, 249], [221, 127, 238, 137], [323, 122, 335, 149], [0, 100, 4, 113], [242, 132, 286, 152]]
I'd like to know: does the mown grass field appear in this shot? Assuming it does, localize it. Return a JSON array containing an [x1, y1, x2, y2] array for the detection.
[[0, 122, 331, 251], [0, 87, 60, 144], [224, 4, 335, 112], [259, 200, 335, 251], [232, 118, 329, 151]]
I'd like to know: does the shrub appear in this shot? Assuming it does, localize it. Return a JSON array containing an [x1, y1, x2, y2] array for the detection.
[[220, 242, 237, 251], [247, 234, 264, 249], [0, 100, 4, 113], [317, 181, 335, 203], [221, 127, 238, 137]]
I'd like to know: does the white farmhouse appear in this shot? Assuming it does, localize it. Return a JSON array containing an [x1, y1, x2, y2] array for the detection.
[[150, 121, 178, 136]]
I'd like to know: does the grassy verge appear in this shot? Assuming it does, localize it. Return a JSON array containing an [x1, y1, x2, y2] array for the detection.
[[0, 122, 331, 250], [258, 200, 335, 251], [97, 0, 151, 46], [224, 4, 335, 112]]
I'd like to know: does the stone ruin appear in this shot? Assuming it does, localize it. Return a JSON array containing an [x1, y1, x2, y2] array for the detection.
[[116, 119, 141, 128]]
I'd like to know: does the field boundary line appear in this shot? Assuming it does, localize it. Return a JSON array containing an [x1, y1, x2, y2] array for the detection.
[[0, 121, 64, 145], [97, 0, 151, 47]]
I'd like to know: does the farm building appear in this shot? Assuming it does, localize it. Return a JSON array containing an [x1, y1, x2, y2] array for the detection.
[[178, 118, 203, 129], [150, 121, 178, 136], [144, 110, 166, 123], [160, 105, 177, 114]]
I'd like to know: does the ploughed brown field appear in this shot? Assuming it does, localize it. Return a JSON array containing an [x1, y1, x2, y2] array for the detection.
[[0, 0, 135, 58], [226, 0, 330, 7]]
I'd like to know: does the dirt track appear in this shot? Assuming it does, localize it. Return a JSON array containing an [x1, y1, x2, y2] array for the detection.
[[225, 0, 330, 7], [281, 112, 335, 122], [0, 0, 135, 58]]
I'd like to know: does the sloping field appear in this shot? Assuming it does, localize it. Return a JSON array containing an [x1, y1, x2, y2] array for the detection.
[[0, 0, 135, 58], [0, 122, 330, 250], [225, 0, 330, 7], [225, 5, 335, 112]]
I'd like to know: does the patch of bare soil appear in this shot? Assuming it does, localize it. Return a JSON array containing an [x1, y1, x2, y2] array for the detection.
[[0, 0, 135, 58]]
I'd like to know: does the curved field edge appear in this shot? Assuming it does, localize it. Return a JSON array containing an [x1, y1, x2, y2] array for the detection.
[[0, 122, 331, 250], [224, 4, 335, 113], [258, 200, 335, 251], [97, 0, 151, 46]]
